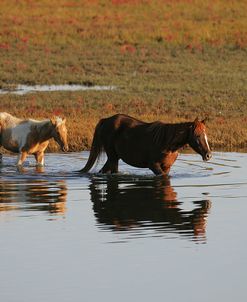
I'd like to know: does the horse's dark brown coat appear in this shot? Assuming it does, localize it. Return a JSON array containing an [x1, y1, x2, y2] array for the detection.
[[80, 114, 212, 175]]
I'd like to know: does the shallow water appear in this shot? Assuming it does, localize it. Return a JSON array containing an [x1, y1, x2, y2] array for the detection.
[[0, 84, 117, 95], [0, 151, 247, 302]]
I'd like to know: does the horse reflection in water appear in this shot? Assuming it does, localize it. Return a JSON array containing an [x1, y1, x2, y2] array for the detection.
[[90, 176, 211, 242], [0, 179, 67, 216]]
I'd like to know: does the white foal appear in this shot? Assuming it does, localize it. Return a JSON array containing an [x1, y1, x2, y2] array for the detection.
[[0, 112, 68, 166]]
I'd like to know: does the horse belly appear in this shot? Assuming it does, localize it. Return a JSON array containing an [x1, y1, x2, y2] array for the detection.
[[1, 123, 31, 152], [115, 137, 150, 168], [120, 153, 149, 168], [2, 144, 19, 153], [1, 132, 20, 153], [122, 158, 149, 168], [28, 141, 49, 154]]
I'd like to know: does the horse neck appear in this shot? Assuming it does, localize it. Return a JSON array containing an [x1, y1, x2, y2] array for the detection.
[[36, 120, 54, 142], [162, 122, 192, 151]]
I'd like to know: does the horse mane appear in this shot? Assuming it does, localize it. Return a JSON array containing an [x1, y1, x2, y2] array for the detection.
[[148, 122, 168, 146], [148, 121, 192, 150], [0, 112, 22, 126], [0, 112, 48, 126]]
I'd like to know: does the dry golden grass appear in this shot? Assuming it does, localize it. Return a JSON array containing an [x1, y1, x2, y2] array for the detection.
[[1, 88, 247, 152], [0, 0, 247, 151]]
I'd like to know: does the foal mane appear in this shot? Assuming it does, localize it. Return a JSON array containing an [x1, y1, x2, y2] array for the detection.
[[148, 121, 192, 149]]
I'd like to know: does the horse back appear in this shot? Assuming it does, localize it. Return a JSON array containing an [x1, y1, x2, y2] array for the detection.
[[100, 114, 145, 134], [0, 113, 44, 153]]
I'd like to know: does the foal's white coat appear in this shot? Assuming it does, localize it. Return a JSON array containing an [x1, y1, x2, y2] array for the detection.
[[0, 112, 68, 166]]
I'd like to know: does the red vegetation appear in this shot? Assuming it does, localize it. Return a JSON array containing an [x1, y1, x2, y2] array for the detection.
[[120, 44, 136, 54], [0, 43, 10, 50]]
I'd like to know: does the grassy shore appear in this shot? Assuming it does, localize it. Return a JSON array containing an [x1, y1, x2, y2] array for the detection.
[[0, 0, 247, 152]]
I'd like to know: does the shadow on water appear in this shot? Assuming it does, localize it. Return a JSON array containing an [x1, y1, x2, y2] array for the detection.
[[89, 175, 211, 243]]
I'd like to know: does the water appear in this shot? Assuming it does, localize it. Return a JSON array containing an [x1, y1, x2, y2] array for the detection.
[[0, 84, 117, 95], [0, 151, 247, 302]]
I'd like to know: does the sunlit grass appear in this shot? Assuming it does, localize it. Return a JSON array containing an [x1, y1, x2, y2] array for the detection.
[[1, 86, 247, 152], [0, 0, 246, 150]]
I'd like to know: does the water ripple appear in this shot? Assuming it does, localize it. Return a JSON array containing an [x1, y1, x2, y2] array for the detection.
[[0, 151, 246, 243]]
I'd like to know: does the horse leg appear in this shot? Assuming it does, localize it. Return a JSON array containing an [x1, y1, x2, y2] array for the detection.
[[99, 158, 119, 174], [160, 163, 172, 174], [17, 151, 27, 166], [149, 162, 164, 176], [0, 129, 2, 162], [99, 148, 119, 174], [34, 152, 45, 166], [0, 143, 2, 163], [160, 152, 178, 175], [99, 160, 112, 173]]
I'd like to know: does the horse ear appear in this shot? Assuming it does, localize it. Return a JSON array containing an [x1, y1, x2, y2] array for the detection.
[[201, 117, 208, 124], [62, 118, 66, 124], [193, 117, 199, 125], [50, 116, 57, 126]]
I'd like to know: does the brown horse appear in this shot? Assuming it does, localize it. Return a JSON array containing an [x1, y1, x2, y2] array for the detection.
[[80, 114, 212, 175], [0, 112, 68, 166]]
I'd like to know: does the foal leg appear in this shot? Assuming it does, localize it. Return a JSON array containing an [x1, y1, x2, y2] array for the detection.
[[34, 151, 45, 166], [17, 151, 27, 166]]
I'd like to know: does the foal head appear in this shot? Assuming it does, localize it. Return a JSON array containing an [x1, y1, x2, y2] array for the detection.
[[188, 118, 212, 161], [50, 117, 68, 152]]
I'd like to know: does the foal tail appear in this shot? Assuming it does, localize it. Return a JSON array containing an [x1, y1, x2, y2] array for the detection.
[[79, 119, 104, 173]]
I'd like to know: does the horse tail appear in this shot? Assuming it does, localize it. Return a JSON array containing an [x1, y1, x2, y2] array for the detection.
[[79, 119, 105, 173]]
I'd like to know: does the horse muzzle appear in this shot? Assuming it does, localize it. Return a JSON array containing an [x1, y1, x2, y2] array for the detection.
[[62, 145, 69, 152], [203, 152, 212, 161]]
